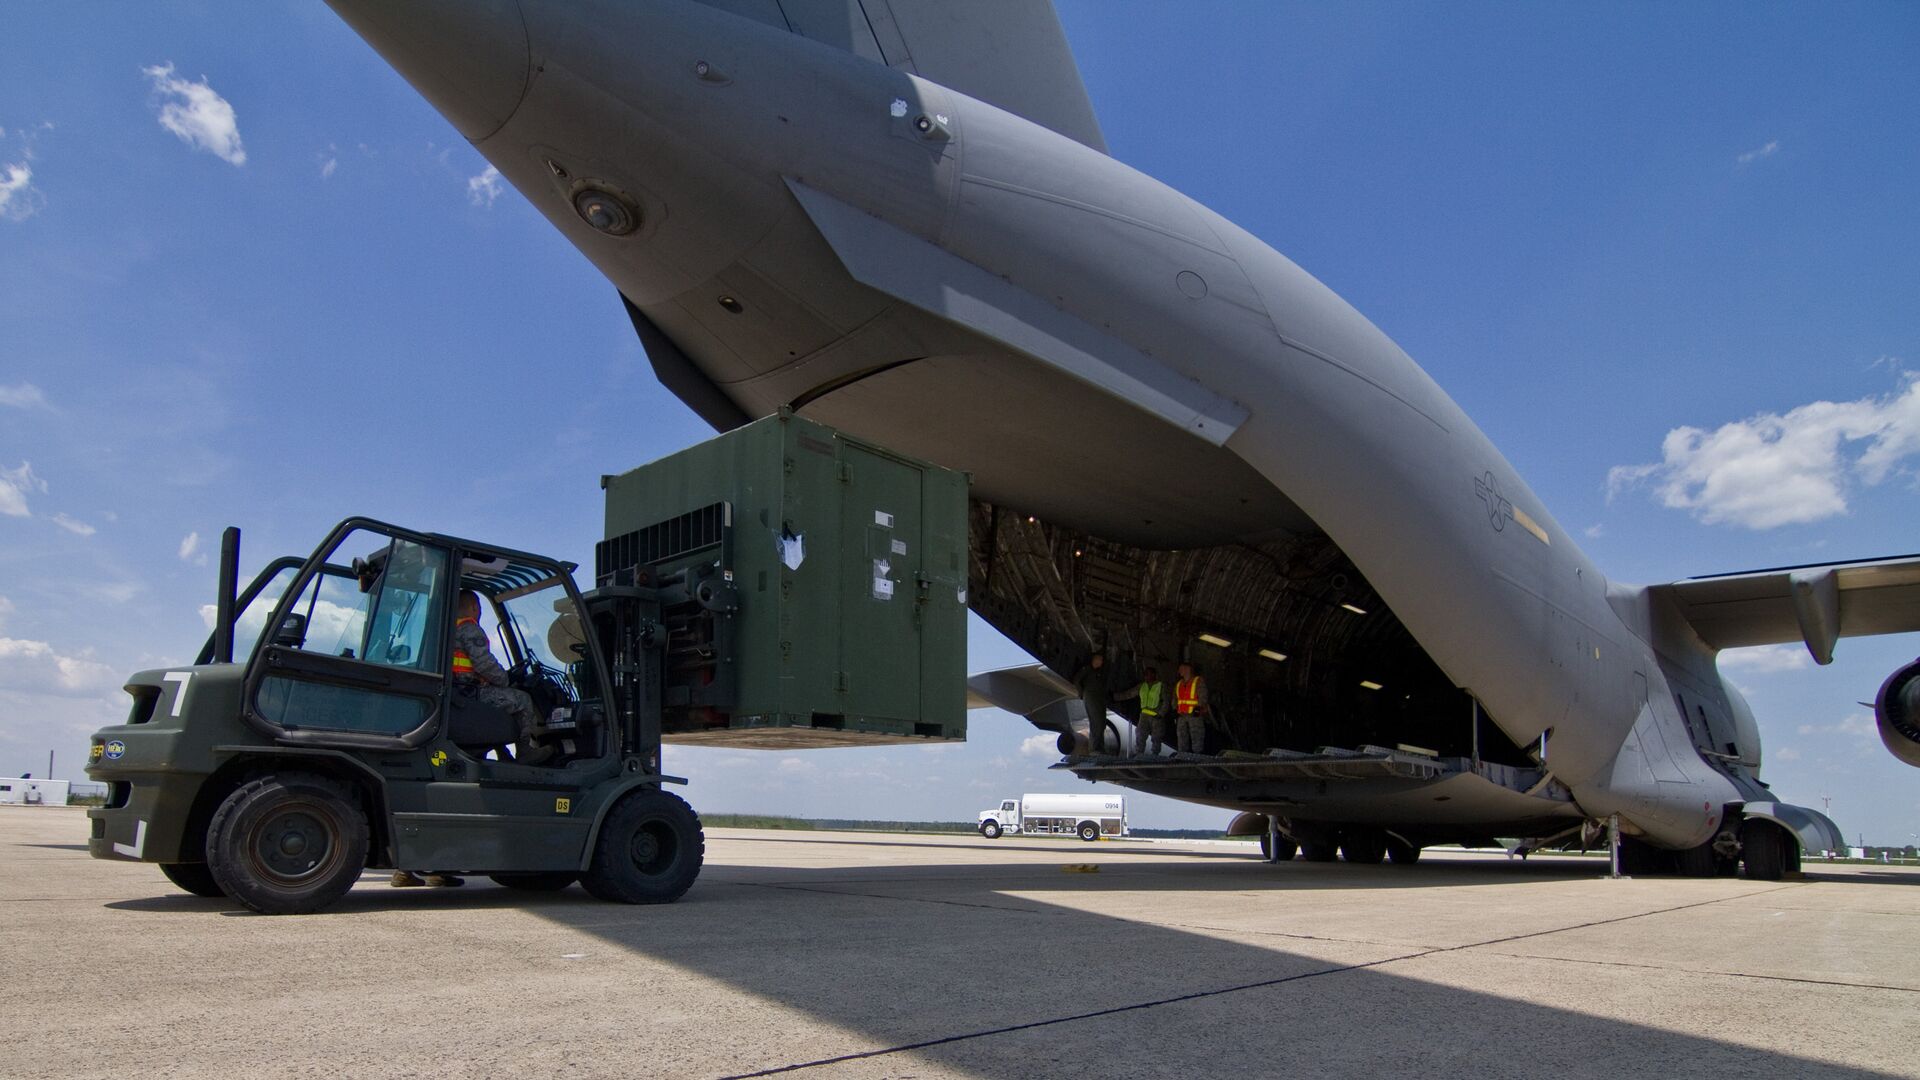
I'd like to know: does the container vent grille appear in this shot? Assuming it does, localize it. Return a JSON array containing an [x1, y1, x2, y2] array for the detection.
[[598, 502, 730, 585]]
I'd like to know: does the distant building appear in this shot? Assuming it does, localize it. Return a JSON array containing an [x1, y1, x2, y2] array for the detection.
[[0, 777, 69, 806]]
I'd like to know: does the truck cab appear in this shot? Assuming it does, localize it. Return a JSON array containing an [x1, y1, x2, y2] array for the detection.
[[85, 517, 702, 914]]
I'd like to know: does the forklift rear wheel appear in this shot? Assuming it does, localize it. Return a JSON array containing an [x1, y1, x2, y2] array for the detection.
[[980, 821, 1002, 840], [1077, 821, 1100, 842], [159, 861, 226, 898], [583, 789, 705, 904], [489, 872, 577, 892], [1257, 832, 1298, 861], [1385, 838, 1423, 865], [206, 772, 369, 915]]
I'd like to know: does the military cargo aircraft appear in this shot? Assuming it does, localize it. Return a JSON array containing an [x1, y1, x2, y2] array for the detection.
[[324, 0, 1919, 877]]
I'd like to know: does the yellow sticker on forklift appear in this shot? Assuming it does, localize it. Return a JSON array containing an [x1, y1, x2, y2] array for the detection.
[[555, 798, 572, 815], [430, 750, 447, 767]]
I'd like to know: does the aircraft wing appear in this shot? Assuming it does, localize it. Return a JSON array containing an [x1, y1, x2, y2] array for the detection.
[[1654, 553, 1920, 665], [696, 0, 1107, 152], [966, 663, 1080, 733]]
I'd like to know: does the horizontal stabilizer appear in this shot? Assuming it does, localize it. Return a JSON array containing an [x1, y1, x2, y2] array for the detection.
[[1655, 553, 1920, 665], [967, 663, 1077, 733]]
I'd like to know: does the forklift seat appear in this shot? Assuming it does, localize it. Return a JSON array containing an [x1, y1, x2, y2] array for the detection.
[[446, 693, 519, 753]]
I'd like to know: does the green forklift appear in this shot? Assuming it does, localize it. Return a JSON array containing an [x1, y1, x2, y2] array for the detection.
[[85, 413, 969, 914]]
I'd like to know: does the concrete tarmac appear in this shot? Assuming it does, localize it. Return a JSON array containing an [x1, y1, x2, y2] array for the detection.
[[3, 805, 1916, 1079]]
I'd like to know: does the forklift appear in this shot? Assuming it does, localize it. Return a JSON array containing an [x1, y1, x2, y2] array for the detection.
[[84, 516, 726, 914], [86, 413, 970, 914]]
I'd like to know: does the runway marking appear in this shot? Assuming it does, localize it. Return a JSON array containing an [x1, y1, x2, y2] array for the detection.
[[714, 883, 1810, 1079]]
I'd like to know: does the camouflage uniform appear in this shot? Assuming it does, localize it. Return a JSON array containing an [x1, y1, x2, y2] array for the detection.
[[453, 616, 538, 738]]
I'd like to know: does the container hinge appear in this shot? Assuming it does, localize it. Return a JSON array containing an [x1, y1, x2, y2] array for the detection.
[[836, 671, 848, 691], [838, 462, 852, 483]]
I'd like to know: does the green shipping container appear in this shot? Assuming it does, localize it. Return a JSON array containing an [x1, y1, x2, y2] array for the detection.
[[598, 411, 970, 748]]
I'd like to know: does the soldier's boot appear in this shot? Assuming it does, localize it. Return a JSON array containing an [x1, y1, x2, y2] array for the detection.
[[391, 870, 426, 888], [423, 874, 464, 888]]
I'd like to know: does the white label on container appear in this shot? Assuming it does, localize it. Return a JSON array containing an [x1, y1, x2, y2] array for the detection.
[[872, 559, 894, 600], [776, 531, 805, 570], [890, 538, 908, 556], [874, 510, 894, 528]]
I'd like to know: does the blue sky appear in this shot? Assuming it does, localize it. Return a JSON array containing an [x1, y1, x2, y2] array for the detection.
[[1, 3, 1916, 840]]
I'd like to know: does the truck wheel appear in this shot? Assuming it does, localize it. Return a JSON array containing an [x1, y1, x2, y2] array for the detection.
[[206, 773, 369, 915], [583, 789, 705, 904], [980, 820, 1003, 840], [1077, 821, 1100, 842], [1386, 839, 1422, 865], [489, 872, 577, 892], [1740, 821, 1787, 881], [159, 861, 225, 898]]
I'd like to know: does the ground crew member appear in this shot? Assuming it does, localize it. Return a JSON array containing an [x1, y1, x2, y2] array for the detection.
[[453, 590, 549, 764], [1174, 661, 1209, 754], [1116, 666, 1168, 755], [1073, 652, 1111, 755]]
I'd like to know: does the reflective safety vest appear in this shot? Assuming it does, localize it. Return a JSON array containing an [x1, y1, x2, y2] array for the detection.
[[1139, 682, 1164, 717], [1175, 677, 1201, 715], [452, 616, 477, 679]]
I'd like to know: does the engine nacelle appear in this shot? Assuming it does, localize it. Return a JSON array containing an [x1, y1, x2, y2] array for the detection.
[[1875, 659, 1920, 768]]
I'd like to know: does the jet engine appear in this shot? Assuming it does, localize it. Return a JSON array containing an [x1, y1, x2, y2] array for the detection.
[[1875, 659, 1920, 767]]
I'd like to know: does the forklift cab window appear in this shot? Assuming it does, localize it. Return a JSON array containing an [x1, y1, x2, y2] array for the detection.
[[253, 529, 450, 739], [487, 573, 591, 714]]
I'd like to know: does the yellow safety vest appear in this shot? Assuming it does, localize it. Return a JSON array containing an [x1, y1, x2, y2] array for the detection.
[[1139, 682, 1164, 717]]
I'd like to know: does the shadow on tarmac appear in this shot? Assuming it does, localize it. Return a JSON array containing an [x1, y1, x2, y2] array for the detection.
[[102, 844, 1913, 1078]]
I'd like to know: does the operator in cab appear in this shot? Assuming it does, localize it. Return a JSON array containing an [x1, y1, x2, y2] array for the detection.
[[453, 590, 552, 766]]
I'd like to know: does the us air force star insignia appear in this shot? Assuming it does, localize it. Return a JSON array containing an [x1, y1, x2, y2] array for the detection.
[[1474, 471, 1513, 532]]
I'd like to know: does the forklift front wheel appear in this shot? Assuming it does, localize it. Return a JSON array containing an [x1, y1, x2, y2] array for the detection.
[[206, 772, 369, 915], [583, 789, 705, 904]]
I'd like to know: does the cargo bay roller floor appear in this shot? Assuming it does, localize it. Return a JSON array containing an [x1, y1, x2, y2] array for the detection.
[[4, 808, 1915, 1080]]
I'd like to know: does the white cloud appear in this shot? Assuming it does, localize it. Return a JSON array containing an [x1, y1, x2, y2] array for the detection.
[[0, 461, 46, 517], [0, 160, 42, 221], [467, 165, 503, 207], [178, 531, 200, 561], [1583, 523, 1604, 539], [0, 637, 121, 696], [0, 595, 13, 630], [1019, 733, 1059, 759], [1718, 644, 1813, 674], [318, 144, 338, 179], [49, 513, 95, 537], [143, 63, 247, 166], [1608, 374, 1920, 529], [1797, 713, 1876, 739], [1774, 747, 1802, 761], [1736, 139, 1780, 165], [0, 382, 48, 409]]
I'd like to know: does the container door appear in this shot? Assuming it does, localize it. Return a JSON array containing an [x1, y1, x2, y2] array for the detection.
[[839, 442, 923, 724]]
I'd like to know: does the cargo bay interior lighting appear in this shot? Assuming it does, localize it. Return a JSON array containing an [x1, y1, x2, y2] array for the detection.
[[1341, 603, 1368, 615], [1197, 633, 1233, 648], [1258, 648, 1288, 662], [1359, 679, 1384, 690]]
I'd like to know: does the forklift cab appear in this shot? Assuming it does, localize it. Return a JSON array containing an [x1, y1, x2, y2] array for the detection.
[[235, 519, 613, 773]]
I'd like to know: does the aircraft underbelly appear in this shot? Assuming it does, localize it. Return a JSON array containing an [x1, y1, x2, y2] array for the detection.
[[1099, 770, 1583, 833]]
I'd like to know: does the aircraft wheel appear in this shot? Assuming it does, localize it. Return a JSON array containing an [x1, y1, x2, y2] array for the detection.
[[1674, 840, 1718, 878], [1258, 832, 1297, 861], [1740, 821, 1788, 881], [206, 772, 368, 915], [1386, 838, 1422, 865], [1299, 841, 1339, 863], [583, 789, 705, 904], [489, 872, 577, 892], [159, 861, 225, 898], [980, 820, 1003, 840], [1077, 821, 1101, 842], [1341, 831, 1387, 864]]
